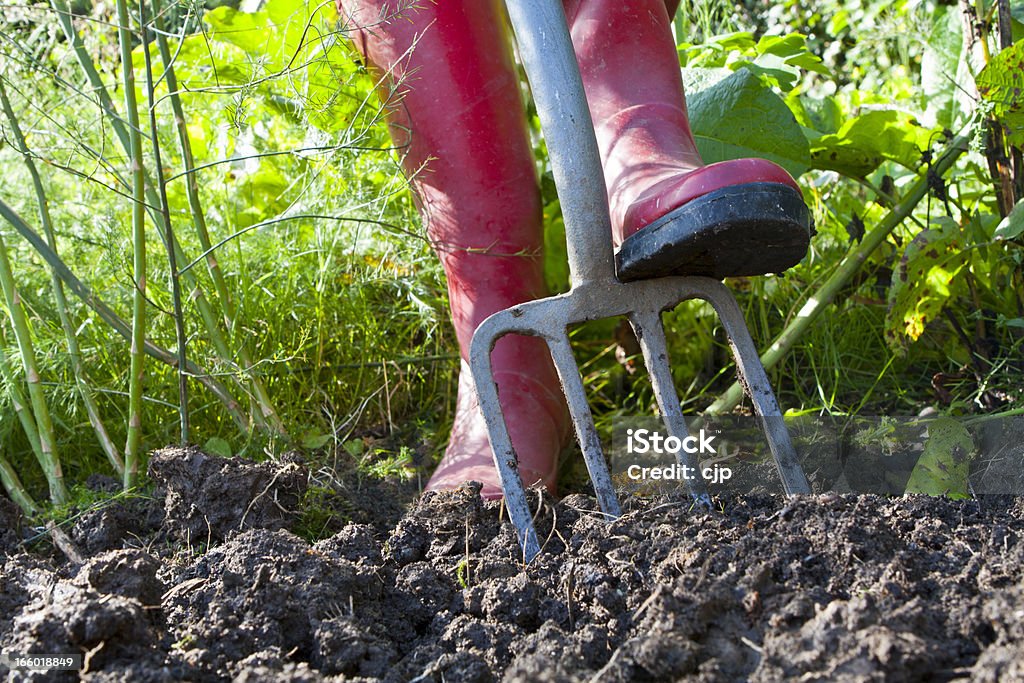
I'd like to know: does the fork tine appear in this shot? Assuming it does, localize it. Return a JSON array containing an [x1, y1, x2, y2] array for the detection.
[[469, 325, 542, 561], [630, 310, 711, 505], [546, 335, 622, 519], [700, 285, 811, 496]]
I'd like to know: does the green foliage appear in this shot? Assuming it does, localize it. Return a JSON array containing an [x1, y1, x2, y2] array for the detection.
[[680, 31, 830, 92], [995, 198, 1024, 240], [293, 484, 351, 542], [361, 445, 415, 481], [885, 218, 970, 349], [977, 39, 1024, 147], [905, 416, 972, 498], [685, 67, 811, 177], [804, 109, 937, 176], [0, 0, 445, 508]]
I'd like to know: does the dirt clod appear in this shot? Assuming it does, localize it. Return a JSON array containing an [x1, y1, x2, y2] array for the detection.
[[2, 469, 1024, 680], [0, 496, 23, 556], [147, 446, 307, 542], [74, 549, 164, 607]]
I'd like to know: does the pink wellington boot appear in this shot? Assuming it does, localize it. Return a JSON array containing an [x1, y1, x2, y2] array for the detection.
[[338, 0, 570, 497], [564, 0, 811, 281]]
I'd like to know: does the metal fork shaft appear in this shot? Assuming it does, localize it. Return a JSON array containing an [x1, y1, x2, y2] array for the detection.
[[502, 0, 616, 287]]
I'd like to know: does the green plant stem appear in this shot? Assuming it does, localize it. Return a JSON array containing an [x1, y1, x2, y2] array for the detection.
[[0, 447, 38, 516], [115, 0, 149, 490], [141, 2, 189, 445], [0, 199, 249, 432], [0, 233, 65, 505], [706, 133, 970, 416], [48, 2, 271, 432], [0, 347, 43, 468], [0, 80, 125, 477], [150, 5, 285, 434]]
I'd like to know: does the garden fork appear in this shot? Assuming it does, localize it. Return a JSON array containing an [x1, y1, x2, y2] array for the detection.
[[472, 0, 811, 562]]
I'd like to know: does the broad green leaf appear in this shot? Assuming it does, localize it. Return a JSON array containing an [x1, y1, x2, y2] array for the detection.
[[920, 6, 962, 129], [204, 437, 233, 458], [754, 33, 831, 78], [730, 59, 799, 91], [684, 68, 811, 177], [994, 198, 1024, 241], [977, 39, 1024, 147], [265, 0, 308, 24], [756, 33, 807, 58], [714, 31, 756, 51], [301, 431, 332, 449], [786, 92, 843, 135], [810, 110, 935, 176], [682, 67, 733, 94], [905, 416, 972, 498], [784, 52, 832, 77], [885, 218, 969, 349], [342, 439, 364, 457], [205, 7, 269, 54]]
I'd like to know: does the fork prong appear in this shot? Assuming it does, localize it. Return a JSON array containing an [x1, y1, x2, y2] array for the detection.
[[700, 285, 812, 496], [469, 326, 542, 562], [546, 335, 622, 519], [630, 310, 711, 505]]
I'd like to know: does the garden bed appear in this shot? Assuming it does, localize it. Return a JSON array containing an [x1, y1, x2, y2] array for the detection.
[[1, 446, 1023, 681]]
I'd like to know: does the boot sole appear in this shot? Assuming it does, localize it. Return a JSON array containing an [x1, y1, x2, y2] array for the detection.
[[615, 182, 811, 282]]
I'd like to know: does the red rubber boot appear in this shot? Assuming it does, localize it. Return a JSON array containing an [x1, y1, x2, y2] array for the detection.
[[338, 1, 569, 497], [564, 0, 811, 281]]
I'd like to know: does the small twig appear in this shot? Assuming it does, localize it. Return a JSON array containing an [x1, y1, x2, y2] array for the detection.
[[588, 644, 625, 683], [81, 641, 106, 675], [740, 635, 764, 654], [631, 584, 663, 624], [46, 521, 85, 565], [240, 467, 289, 529]]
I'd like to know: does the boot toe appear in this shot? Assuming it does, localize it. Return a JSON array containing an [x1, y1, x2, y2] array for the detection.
[[616, 181, 811, 281]]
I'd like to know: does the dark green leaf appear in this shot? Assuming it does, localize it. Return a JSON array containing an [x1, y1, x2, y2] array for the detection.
[[905, 416, 972, 499], [685, 68, 811, 177]]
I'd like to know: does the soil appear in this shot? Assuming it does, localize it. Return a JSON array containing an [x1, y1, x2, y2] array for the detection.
[[1, 446, 1023, 681]]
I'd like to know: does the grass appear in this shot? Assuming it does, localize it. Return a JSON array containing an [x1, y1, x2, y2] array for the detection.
[[0, 0, 1021, 515], [0, 0, 452, 509]]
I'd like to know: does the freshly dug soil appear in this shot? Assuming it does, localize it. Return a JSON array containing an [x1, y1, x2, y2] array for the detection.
[[1, 448, 1023, 681]]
